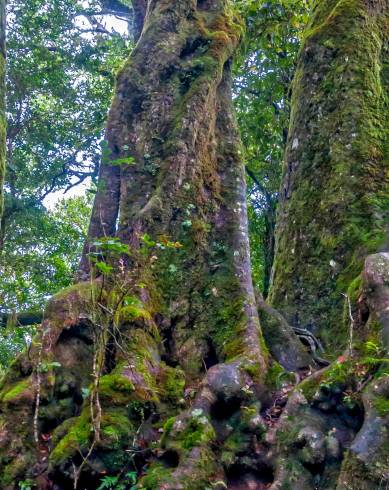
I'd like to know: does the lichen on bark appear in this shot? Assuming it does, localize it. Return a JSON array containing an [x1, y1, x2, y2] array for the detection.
[[269, 0, 389, 350], [0, 1, 388, 489], [0, 1, 270, 488]]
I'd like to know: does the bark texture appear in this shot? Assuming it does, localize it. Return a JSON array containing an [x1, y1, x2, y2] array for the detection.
[[0, 1, 388, 489], [269, 0, 389, 348], [0, 1, 275, 488]]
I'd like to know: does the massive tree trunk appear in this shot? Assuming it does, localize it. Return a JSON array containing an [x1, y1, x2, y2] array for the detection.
[[0, 1, 281, 488], [0, 1, 388, 489], [269, 0, 389, 349], [264, 2, 389, 489], [0, 0, 5, 227]]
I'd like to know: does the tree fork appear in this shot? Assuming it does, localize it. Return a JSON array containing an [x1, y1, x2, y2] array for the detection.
[[0, 1, 271, 488]]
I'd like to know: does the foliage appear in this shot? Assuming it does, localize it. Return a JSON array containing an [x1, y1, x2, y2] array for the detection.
[[0, 195, 91, 312], [97, 471, 137, 490], [234, 0, 310, 292], [5, 0, 130, 202], [0, 0, 131, 318], [0, 324, 35, 374], [18, 480, 36, 490]]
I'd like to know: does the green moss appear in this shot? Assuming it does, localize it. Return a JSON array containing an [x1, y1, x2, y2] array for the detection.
[[138, 463, 174, 489], [115, 303, 152, 324], [300, 358, 357, 400], [242, 360, 262, 382], [373, 395, 389, 416], [51, 281, 96, 303], [346, 274, 362, 303], [0, 378, 31, 404], [160, 365, 186, 404], [49, 411, 92, 466], [139, 445, 217, 490], [265, 361, 288, 389], [163, 416, 176, 436], [339, 450, 384, 489], [0, 454, 35, 487], [223, 430, 250, 453], [100, 408, 134, 449], [163, 411, 216, 452], [120, 329, 161, 402], [299, 374, 325, 401], [49, 407, 134, 468], [270, 0, 388, 350], [180, 415, 215, 451], [98, 371, 135, 405]]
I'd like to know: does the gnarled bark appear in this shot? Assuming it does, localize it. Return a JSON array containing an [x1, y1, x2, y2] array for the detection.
[[0, 1, 270, 488], [0, 1, 388, 489]]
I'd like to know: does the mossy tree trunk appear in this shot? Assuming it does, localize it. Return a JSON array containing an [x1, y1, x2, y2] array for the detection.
[[269, 0, 389, 348], [0, 1, 388, 489], [79, 0, 269, 376], [0, 1, 280, 488]]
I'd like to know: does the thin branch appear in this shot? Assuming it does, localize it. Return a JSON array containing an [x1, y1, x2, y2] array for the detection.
[[342, 293, 355, 357], [245, 167, 273, 207]]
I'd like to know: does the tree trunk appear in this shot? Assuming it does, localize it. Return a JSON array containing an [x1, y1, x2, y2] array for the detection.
[[269, 0, 389, 348], [0, 1, 388, 489], [0, 0, 5, 227], [0, 1, 281, 488]]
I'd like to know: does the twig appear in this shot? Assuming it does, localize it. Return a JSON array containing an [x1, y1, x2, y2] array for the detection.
[[33, 332, 45, 444], [342, 293, 354, 357]]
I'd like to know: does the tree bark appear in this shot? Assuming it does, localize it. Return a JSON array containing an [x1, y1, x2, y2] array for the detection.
[[0, 1, 388, 489], [269, 0, 389, 348], [0, 2, 273, 488]]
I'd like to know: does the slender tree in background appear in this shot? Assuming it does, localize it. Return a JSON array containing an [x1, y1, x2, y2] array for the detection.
[[0, 1, 387, 489], [0, 0, 5, 226], [235, 0, 310, 296]]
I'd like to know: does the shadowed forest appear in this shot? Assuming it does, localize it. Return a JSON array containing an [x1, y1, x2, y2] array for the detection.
[[0, 1, 388, 489]]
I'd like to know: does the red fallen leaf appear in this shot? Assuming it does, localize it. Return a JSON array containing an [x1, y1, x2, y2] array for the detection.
[[337, 355, 346, 364], [138, 438, 147, 448]]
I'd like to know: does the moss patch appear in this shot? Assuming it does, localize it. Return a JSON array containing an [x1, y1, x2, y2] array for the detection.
[[0, 378, 32, 405], [269, 0, 389, 352]]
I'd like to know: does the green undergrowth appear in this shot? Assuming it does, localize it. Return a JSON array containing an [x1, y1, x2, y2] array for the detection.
[[300, 339, 389, 403]]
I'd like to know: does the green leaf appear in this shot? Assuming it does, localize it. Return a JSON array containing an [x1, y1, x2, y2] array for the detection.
[[141, 233, 156, 248], [81, 387, 90, 400], [125, 471, 137, 484], [95, 261, 114, 274], [97, 475, 120, 490]]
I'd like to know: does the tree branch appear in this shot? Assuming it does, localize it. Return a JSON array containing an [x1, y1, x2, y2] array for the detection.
[[0, 310, 43, 328], [245, 167, 273, 207]]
